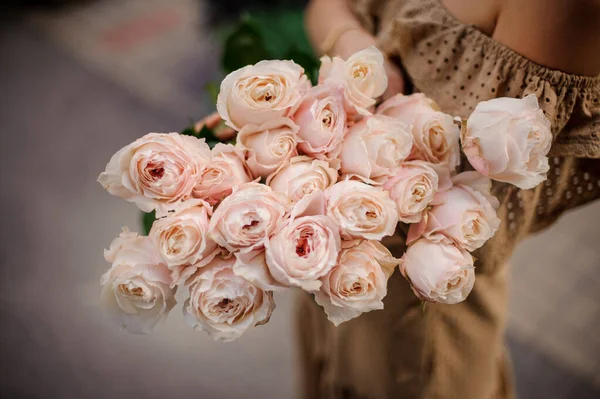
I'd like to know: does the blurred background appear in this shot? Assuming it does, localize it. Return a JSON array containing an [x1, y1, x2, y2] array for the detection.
[[0, 0, 598, 398]]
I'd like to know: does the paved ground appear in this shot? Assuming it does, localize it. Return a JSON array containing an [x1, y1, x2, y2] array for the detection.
[[0, 1, 598, 398]]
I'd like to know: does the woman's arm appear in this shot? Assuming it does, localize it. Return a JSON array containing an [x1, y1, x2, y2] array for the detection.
[[305, 0, 406, 96]]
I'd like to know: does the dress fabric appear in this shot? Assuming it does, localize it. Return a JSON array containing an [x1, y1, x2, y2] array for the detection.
[[298, 0, 600, 398]]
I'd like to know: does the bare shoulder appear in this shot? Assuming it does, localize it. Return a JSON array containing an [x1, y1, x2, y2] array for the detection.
[[493, 0, 600, 75]]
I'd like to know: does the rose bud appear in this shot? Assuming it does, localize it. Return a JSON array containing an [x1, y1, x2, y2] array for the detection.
[[339, 115, 413, 184], [236, 118, 299, 178], [149, 205, 219, 285], [325, 180, 398, 240], [100, 228, 176, 334], [407, 171, 500, 251], [314, 240, 400, 326], [462, 94, 552, 189], [184, 254, 275, 342], [377, 93, 460, 169], [217, 60, 310, 130], [319, 46, 388, 113], [294, 83, 348, 160], [192, 143, 252, 206], [400, 238, 475, 304], [265, 190, 341, 291], [98, 133, 211, 217], [266, 156, 338, 202], [383, 160, 451, 223], [208, 183, 289, 253]]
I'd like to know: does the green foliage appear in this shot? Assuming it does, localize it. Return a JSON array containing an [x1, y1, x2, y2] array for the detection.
[[220, 10, 319, 85], [141, 210, 156, 236], [180, 123, 220, 148]]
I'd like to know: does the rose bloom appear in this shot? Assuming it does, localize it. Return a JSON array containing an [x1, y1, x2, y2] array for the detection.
[[400, 238, 475, 304], [462, 94, 552, 189], [383, 160, 450, 223], [100, 228, 176, 334], [265, 191, 341, 291], [319, 46, 388, 112], [183, 254, 275, 342], [98, 133, 211, 217], [233, 250, 287, 292], [325, 180, 398, 240], [237, 118, 299, 178], [377, 93, 460, 169], [294, 83, 348, 160], [209, 183, 289, 253], [339, 115, 413, 184], [315, 240, 399, 326], [407, 172, 500, 251], [192, 143, 252, 206], [267, 156, 338, 202], [149, 205, 219, 284], [217, 60, 310, 130]]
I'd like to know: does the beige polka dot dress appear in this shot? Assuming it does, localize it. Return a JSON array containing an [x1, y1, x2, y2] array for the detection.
[[298, 1, 600, 398]]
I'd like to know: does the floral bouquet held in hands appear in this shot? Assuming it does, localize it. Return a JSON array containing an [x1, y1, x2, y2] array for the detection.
[[98, 47, 552, 341]]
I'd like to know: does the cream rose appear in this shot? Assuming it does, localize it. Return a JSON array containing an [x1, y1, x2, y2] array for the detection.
[[184, 254, 275, 342], [339, 115, 412, 184], [319, 46, 387, 112], [325, 180, 398, 240], [236, 118, 299, 178], [314, 240, 399, 325], [98, 133, 211, 217], [265, 191, 341, 291], [233, 250, 286, 292], [209, 183, 289, 253], [377, 93, 460, 169], [192, 143, 252, 206], [100, 228, 176, 334], [462, 94, 552, 189], [149, 205, 219, 284], [407, 172, 500, 251], [294, 83, 348, 159], [383, 160, 449, 223], [266, 156, 338, 202], [400, 238, 475, 304], [217, 60, 310, 130]]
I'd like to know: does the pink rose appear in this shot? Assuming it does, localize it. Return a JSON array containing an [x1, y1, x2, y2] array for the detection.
[[294, 83, 348, 160], [266, 156, 338, 202], [233, 250, 286, 292], [314, 240, 399, 325], [236, 118, 299, 178], [462, 94, 552, 189], [383, 161, 451, 223], [98, 133, 211, 217], [377, 94, 460, 169], [400, 238, 475, 304], [319, 46, 387, 112], [100, 228, 176, 334], [339, 115, 412, 184], [407, 172, 500, 251], [192, 143, 252, 206], [183, 254, 275, 342], [325, 180, 398, 240], [209, 183, 289, 253], [217, 60, 310, 130], [265, 191, 341, 291], [149, 205, 219, 285]]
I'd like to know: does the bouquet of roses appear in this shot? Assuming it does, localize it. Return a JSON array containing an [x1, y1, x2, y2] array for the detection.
[[98, 47, 552, 341]]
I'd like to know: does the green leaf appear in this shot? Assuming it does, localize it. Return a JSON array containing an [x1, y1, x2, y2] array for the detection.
[[221, 18, 271, 73], [204, 81, 220, 105], [141, 211, 156, 236], [179, 123, 220, 148]]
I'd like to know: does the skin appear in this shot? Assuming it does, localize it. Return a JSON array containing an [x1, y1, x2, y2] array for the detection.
[[305, 0, 600, 84]]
